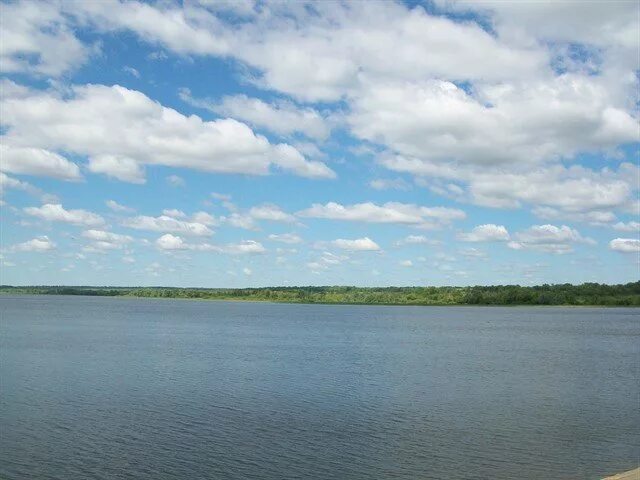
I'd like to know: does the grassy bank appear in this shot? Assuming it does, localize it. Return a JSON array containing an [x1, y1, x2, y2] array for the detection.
[[1, 282, 639, 306]]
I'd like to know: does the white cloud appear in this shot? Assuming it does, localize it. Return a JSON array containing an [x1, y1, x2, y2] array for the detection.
[[225, 240, 267, 255], [123, 66, 140, 78], [612, 221, 640, 232], [268, 233, 302, 244], [0, 172, 34, 195], [354, 76, 636, 169], [62, 1, 547, 102], [369, 178, 411, 191], [458, 247, 488, 259], [243, 267, 252, 276], [81, 229, 133, 250], [162, 209, 186, 219], [532, 207, 618, 226], [156, 233, 186, 250], [298, 201, 465, 228], [222, 204, 294, 230], [248, 204, 295, 222], [155, 234, 266, 254], [399, 260, 413, 267], [71, 1, 231, 57], [331, 237, 381, 251], [223, 240, 266, 255], [166, 175, 186, 187], [191, 211, 217, 226], [225, 213, 258, 231], [1, 2, 90, 76], [508, 224, 595, 254], [211, 192, 232, 201], [467, 165, 635, 212], [395, 234, 440, 246], [0, 145, 81, 180], [609, 238, 640, 253], [458, 224, 510, 242], [307, 251, 349, 272], [231, 1, 545, 101], [88, 155, 146, 184], [24, 203, 104, 227], [106, 200, 134, 213], [123, 215, 213, 237], [440, 1, 639, 58], [12, 236, 56, 252], [2, 84, 335, 180], [181, 90, 331, 140], [383, 158, 637, 217]]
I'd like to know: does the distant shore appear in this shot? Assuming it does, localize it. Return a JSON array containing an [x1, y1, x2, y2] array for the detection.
[[1, 282, 638, 307]]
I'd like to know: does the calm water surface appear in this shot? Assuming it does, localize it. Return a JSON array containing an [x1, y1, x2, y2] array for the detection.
[[1, 295, 638, 479]]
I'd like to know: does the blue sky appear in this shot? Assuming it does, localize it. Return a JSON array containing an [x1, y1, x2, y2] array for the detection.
[[0, 0, 638, 287]]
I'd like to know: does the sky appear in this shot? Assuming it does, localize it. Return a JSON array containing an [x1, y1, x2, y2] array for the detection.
[[0, 0, 638, 288]]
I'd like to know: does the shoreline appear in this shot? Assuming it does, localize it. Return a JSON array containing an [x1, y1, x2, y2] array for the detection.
[[603, 468, 640, 479], [1, 291, 638, 308]]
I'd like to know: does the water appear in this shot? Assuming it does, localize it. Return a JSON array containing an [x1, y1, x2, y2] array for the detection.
[[0, 295, 638, 480]]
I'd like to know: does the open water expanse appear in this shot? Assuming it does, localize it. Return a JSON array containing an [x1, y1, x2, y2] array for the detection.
[[0, 295, 638, 479]]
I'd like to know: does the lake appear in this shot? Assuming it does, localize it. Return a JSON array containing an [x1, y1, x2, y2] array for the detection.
[[0, 295, 638, 479]]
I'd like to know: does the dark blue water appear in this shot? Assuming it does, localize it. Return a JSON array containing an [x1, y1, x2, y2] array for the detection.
[[0, 295, 638, 479]]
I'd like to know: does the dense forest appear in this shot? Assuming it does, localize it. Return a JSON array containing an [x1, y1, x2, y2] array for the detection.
[[1, 282, 639, 306]]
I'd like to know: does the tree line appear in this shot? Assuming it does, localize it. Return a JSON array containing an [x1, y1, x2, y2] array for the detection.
[[1, 282, 639, 306]]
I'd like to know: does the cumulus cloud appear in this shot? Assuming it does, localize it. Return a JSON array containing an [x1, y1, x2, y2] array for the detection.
[[122, 215, 213, 236], [191, 211, 218, 226], [298, 201, 465, 229], [0, 145, 81, 180], [609, 238, 640, 253], [369, 178, 411, 191], [81, 229, 133, 250], [458, 247, 488, 259], [106, 200, 134, 212], [395, 234, 441, 246], [225, 213, 258, 231], [458, 224, 510, 242], [88, 155, 146, 184], [382, 159, 637, 217], [532, 207, 617, 226], [68, 1, 556, 102], [508, 224, 595, 254], [221, 204, 294, 230], [12, 236, 56, 252], [1, 2, 90, 76], [307, 251, 349, 272], [399, 260, 413, 267], [4, 1, 638, 283], [24, 203, 104, 227], [181, 90, 331, 140], [268, 233, 303, 244], [166, 175, 186, 187], [248, 204, 295, 222], [331, 237, 381, 251], [1, 84, 335, 181], [0, 172, 35, 195], [612, 221, 640, 232], [156, 233, 186, 250], [354, 76, 636, 168], [155, 234, 265, 254], [162, 209, 186, 219], [439, 1, 639, 58]]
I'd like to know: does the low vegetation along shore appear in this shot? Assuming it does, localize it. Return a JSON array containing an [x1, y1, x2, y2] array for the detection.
[[1, 282, 639, 306]]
